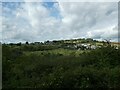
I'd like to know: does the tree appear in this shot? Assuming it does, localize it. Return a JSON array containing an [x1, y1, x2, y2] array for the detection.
[[26, 41, 29, 45], [16, 42, 21, 46]]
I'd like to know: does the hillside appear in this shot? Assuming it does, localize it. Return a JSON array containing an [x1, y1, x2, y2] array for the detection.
[[2, 38, 120, 88]]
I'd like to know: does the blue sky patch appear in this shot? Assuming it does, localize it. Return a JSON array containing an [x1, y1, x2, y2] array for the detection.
[[2, 2, 21, 10], [42, 2, 62, 19]]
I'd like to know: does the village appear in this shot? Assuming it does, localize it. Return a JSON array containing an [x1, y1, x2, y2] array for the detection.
[[28, 38, 119, 50]]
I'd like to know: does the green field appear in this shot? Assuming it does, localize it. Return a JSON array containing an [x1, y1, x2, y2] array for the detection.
[[2, 39, 120, 88]]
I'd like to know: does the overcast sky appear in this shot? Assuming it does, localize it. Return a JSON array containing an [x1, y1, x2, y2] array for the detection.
[[1, 1, 118, 43]]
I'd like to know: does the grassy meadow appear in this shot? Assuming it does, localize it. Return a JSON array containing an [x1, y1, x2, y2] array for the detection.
[[2, 39, 120, 88]]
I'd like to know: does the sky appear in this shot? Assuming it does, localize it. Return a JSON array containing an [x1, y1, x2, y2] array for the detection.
[[1, 1, 118, 43]]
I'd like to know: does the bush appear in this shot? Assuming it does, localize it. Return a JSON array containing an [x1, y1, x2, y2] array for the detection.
[[2, 44, 120, 88]]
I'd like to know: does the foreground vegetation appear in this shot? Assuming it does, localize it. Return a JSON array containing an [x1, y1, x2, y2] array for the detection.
[[2, 39, 120, 88]]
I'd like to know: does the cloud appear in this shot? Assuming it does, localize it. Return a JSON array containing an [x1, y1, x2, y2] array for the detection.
[[2, 2, 61, 43], [1, 2, 118, 43], [58, 2, 118, 40], [86, 26, 118, 41]]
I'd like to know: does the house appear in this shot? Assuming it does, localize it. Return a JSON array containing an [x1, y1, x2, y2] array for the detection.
[[90, 45, 96, 49]]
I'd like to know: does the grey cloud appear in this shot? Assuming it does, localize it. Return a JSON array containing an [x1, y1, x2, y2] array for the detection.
[[2, 2, 118, 43]]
